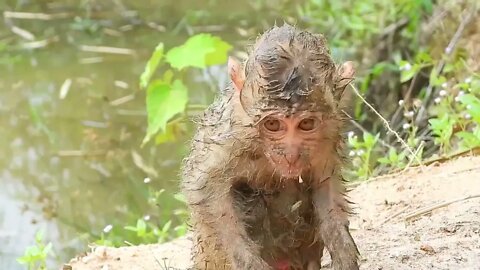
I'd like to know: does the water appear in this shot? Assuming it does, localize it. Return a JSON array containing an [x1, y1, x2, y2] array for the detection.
[[0, 2, 214, 269]]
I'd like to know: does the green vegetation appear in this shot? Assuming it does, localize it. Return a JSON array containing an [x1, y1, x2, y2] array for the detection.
[[140, 33, 232, 145], [17, 231, 53, 270]]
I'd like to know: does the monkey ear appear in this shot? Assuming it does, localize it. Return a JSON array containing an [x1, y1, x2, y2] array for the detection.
[[228, 57, 245, 92], [336, 61, 355, 91]]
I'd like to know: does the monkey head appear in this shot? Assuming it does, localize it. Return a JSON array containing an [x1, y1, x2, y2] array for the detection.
[[228, 24, 355, 179]]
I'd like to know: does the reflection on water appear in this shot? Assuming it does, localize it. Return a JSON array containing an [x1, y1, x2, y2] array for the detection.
[[0, 0, 295, 268]]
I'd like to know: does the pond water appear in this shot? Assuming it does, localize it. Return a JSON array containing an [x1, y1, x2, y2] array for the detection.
[[0, 1, 298, 269]]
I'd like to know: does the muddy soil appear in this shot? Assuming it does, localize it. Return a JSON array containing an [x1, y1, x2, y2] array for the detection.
[[66, 156, 480, 270]]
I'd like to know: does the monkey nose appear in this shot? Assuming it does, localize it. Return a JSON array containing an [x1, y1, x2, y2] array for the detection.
[[285, 149, 300, 165]]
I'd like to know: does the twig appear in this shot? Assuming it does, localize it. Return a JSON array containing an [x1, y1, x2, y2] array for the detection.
[[415, 9, 475, 125], [348, 83, 424, 170], [10, 25, 35, 40], [342, 110, 394, 149], [79, 45, 136, 55], [374, 205, 410, 228], [402, 140, 425, 171], [20, 36, 59, 49], [59, 78, 72, 99], [4, 11, 72, 20], [420, 146, 480, 167], [110, 94, 135, 106], [404, 194, 480, 221]]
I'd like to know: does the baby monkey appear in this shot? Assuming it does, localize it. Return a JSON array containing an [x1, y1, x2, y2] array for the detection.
[[181, 24, 359, 270]]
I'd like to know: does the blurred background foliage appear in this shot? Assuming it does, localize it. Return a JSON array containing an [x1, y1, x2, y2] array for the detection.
[[0, 0, 479, 269]]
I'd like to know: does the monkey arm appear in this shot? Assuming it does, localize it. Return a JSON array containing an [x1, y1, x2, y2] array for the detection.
[[211, 190, 272, 270], [313, 177, 359, 270], [182, 142, 272, 270]]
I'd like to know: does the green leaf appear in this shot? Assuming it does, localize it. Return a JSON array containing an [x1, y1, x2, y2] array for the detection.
[[173, 193, 187, 203], [363, 132, 378, 148], [415, 51, 432, 64], [161, 220, 172, 233], [388, 148, 398, 162], [401, 69, 416, 83], [155, 121, 187, 144], [137, 219, 147, 232], [378, 157, 390, 164], [459, 94, 480, 122], [143, 79, 188, 145], [165, 33, 232, 70], [456, 131, 480, 149], [140, 43, 164, 88]]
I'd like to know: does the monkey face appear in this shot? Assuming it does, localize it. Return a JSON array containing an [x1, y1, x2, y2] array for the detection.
[[257, 112, 323, 179]]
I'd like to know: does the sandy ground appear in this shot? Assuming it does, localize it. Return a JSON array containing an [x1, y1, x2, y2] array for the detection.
[[65, 156, 480, 270]]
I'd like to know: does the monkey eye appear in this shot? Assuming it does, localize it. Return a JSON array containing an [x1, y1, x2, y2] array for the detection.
[[298, 118, 318, 131], [263, 118, 283, 132]]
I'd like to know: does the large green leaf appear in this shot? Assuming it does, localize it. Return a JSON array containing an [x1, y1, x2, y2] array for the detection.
[[165, 33, 232, 70], [143, 79, 188, 145], [140, 43, 164, 88]]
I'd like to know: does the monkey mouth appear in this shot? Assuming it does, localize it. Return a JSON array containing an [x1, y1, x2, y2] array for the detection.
[[278, 164, 303, 179]]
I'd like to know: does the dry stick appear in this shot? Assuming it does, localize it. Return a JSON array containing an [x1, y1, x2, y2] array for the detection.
[[402, 140, 425, 171], [342, 110, 394, 149], [415, 9, 475, 125], [3, 11, 72, 20], [374, 205, 410, 228], [20, 36, 59, 49], [348, 83, 424, 170], [404, 194, 480, 221], [79, 45, 136, 55], [10, 25, 35, 40]]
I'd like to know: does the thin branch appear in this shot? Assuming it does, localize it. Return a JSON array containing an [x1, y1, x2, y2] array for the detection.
[[348, 83, 424, 170], [404, 194, 480, 221], [342, 110, 394, 148], [374, 205, 410, 228], [4, 11, 72, 20], [79, 45, 136, 55], [415, 9, 475, 125]]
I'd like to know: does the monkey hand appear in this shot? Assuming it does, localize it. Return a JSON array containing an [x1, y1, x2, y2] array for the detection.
[[231, 245, 272, 270]]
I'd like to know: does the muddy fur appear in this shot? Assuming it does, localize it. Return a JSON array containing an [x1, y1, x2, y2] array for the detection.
[[181, 24, 359, 270]]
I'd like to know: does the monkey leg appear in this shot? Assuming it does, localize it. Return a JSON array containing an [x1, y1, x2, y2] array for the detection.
[[313, 179, 359, 270]]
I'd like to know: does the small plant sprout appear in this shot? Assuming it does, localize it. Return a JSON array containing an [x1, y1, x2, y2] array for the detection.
[[347, 131, 379, 180], [17, 230, 53, 270], [429, 114, 455, 153], [378, 147, 406, 168]]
